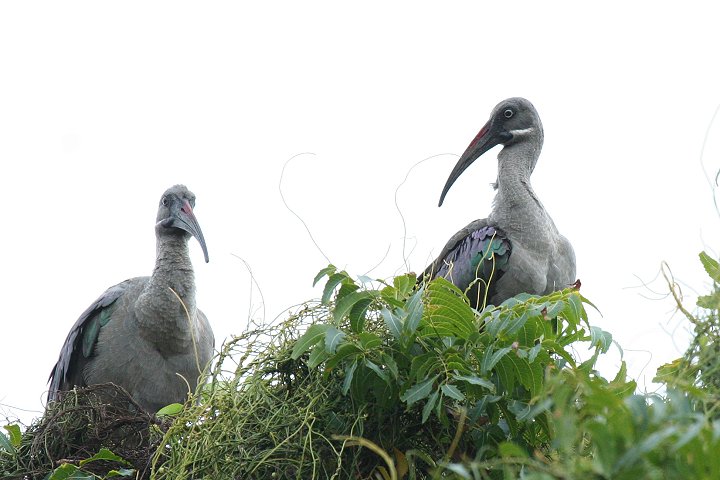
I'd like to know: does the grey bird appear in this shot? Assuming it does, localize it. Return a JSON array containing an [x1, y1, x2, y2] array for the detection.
[[422, 97, 576, 309], [48, 185, 214, 413]]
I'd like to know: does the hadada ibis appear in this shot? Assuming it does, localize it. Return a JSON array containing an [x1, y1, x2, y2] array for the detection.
[[47, 185, 214, 413], [422, 97, 576, 309]]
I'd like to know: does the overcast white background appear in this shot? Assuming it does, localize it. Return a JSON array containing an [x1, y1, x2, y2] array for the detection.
[[2, 2, 720, 426]]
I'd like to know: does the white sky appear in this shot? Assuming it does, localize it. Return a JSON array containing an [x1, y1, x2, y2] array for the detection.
[[2, 2, 720, 425]]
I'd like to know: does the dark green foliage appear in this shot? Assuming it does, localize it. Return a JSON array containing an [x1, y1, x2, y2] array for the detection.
[[7, 253, 720, 479], [444, 251, 720, 479], [144, 265, 603, 479], [284, 266, 599, 476], [655, 252, 720, 413]]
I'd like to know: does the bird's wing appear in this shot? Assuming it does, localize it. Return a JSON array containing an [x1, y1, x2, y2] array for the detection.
[[422, 219, 512, 308], [549, 233, 576, 291], [47, 280, 130, 401], [195, 308, 215, 372]]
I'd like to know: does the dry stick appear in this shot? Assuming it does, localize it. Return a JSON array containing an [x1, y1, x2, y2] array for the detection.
[[362, 243, 392, 278], [232, 254, 268, 326], [394, 153, 456, 273], [660, 262, 697, 325], [169, 287, 203, 377], [278, 152, 332, 265], [699, 104, 720, 218]]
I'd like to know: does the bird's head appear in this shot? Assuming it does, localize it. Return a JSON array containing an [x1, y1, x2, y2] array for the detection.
[[438, 97, 543, 206], [156, 184, 210, 263]]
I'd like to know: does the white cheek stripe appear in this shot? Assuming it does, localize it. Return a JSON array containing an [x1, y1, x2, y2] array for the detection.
[[508, 127, 535, 136]]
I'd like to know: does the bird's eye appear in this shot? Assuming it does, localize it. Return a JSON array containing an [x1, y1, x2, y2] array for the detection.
[[161, 196, 168, 206], [504, 109, 514, 118]]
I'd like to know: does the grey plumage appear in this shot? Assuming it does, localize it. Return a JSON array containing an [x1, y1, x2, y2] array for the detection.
[[48, 185, 214, 413], [423, 97, 576, 308]]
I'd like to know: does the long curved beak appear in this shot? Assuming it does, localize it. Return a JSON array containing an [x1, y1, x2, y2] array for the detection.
[[438, 119, 509, 206], [173, 201, 210, 263]]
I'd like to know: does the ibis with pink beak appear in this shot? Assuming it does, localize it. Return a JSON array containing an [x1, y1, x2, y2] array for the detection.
[[48, 184, 214, 412], [423, 97, 576, 308]]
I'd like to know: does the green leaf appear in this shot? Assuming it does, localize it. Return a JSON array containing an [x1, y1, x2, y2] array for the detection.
[[313, 265, 336, 287], [453, 374, 495, 392], [336, 282, 360, 303], [468, 395, 500, 423], [106, 469, 135, 477], [546, 300, 565, 318], [404, 287, 424, 336], [291, 324, 331, 359], [697, 291, 720, 309], [4, 424, 21, 448], [365, 359, 390, 385], [381, 307, 403, 339], [498, 441, 529, 458], [380, 286, 406, 308], [700, 251, 720, 282], [322, 272, 347, 305], [156, 403, 183, 416], [482, 345, 512, 374], [654, 358, 682, 384], [562, 293, 583, 327], [589, 326, 613, 353], [441, 384, 465, 401], [393, 274, 414, 297], [570, 292, 588, 323], [308, 343, 331, 368], [342, 360, 357, 395], [494, 354, 516, 392], [485, 310, 509, 338], [615, 425, 680, 471], [504, 311, 529, 336], [500, 354, 544, 397], [324, 326, 346, 353], [358, 332, 382, 350], [445, 353, 467, 374], [382, 353, 399, 379], [400, 375, 438, 406], [578, 293, 600, 316], [349, 297, 373, 333], [47, 463, 81, 480], [333, 291, 374, 324], [325, 342, 362, 371], [424, 279, 476, 339], [422, 390, 440, 423], [0, 431, 14, 454], [79, 447, 130, 466], [410, 353, 437, 381], [527, 342, 542, 363]]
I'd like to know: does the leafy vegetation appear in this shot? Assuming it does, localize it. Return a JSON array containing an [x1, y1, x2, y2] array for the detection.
[[150, 266, 608, 479], [3, 252, 720, 479]]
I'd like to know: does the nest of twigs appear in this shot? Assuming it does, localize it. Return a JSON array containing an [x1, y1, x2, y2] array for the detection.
[[5, 383, 168, 479]]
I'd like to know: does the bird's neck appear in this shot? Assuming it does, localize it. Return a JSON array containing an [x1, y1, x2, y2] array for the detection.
[[135, 235, 198, 348], [153, 235, 195, 287], [490, 141, 554, 235]]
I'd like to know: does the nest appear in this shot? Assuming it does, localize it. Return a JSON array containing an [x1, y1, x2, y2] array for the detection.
[[4, 297, 469, 479], [4, 383, 168, 479]]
